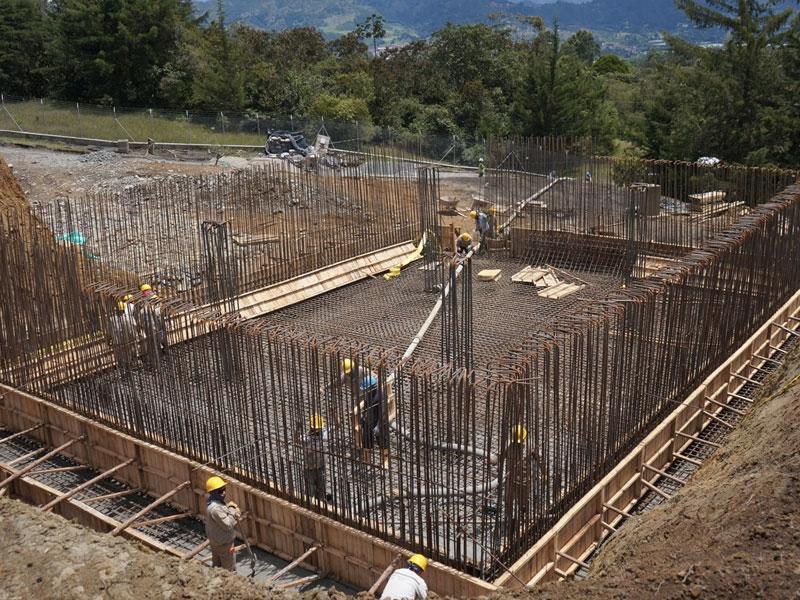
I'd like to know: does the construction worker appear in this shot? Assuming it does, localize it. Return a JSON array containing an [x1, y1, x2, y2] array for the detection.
[[501, 424, 546, 539], [478, 158, 486, 179], [106, 294, 137, 371], [341, 358, 387, 453], [136, 283, 167, 361], [205, 476, 242, 571], [455, 232, 473, 257], [303, 413, 328, 501], [380, 554, 428, 600], [472, 208, 490, 256]]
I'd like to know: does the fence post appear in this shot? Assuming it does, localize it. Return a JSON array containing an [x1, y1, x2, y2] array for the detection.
[[76, 102, 84, 138], [256, 112, 260, 136], [186, 109, 191, 144], [220, 112, 226, 136]]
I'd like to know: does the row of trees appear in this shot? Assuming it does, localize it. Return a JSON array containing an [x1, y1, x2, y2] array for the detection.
[[0, 0, 798, 165]]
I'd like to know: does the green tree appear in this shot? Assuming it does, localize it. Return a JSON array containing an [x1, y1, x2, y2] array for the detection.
[[0, 0, 50, 97], [359, 14, 386, 55], [563, 30, 601, 64], [50, 0, 194, 105], [191, 1, 245, 110]]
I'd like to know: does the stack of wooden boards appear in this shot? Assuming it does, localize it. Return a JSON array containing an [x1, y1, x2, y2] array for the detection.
[[511, 265, 585, 299]]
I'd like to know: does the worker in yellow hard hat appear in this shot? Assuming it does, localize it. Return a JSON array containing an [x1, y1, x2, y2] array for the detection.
[[380, 553, 429, 600], [204, 476, 242, 571], [303, 413, 329, 501], [135, 283, 167, 362], [502, 423, 546, 539], [456, 231, 473, 257], [107, 293, 138, 372]]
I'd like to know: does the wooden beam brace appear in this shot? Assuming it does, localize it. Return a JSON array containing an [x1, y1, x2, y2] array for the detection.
[[132, 511, 191, 529], [268, 545, 321, 583], [705, 397, 746, 416], [80, 487, 141, 504], [752, 354, 781, 366], [773, 323, 799, 337], [110, 481, 190, 536], [182, 539, 210, 561], [642, 464, 687, 486], [0, 436, 85, 491], [30, 465, 88, 476], [274, 573, 326, 591], [556, 551, 590, 570], [769, 345, 789, 355], [641, 478, 672, 500], [368, 554, 402, 595], [674, 452, 703, 466], [703, 410, 736, 428], [731, 373, 762, 387], [729, 391, 754, 403], [600, 520, 617, 533], [7, 447, 46, 467], [0, 423, 43, 445], [676, 430, 722, 448], [41, 459, 135, 512], [602, 503, 632, 519]]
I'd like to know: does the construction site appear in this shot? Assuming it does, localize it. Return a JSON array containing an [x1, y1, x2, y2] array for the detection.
[[1, 136, 799, 598]]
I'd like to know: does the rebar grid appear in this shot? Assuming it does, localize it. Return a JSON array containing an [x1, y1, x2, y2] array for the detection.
[[1, 140, 799, 579]]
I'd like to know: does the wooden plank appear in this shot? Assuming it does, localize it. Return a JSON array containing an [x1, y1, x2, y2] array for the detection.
[[8, 447, 45, 467], [675, 431, 722, 449], [81, 487, 141, 504], [0, 436, 85, 491], [40, 459, 135, 512], [477, 269, 502, 282], [0, 423, 43, 445], [641, 479, 672, 500], [268, 545, 321, 583], [274, 573, 327, 591], [133, 511, 192, 529], [110, 481, 190, 536], [30, 465, 88, 476], [182, 539, 210, 561], [368, 554, 402, 595]]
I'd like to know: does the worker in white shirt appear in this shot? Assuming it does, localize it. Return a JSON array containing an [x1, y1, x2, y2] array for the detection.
[[380, 554, 428, 600]]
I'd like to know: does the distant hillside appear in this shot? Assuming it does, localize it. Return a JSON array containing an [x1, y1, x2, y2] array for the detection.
[[200, 0, 791, 44]]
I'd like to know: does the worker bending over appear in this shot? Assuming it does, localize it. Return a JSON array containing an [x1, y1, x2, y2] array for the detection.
[[455, 232, 473, 257], [205, 476, 242, 571], [303, 413, 329, 501], [381, 554, 428, 600]]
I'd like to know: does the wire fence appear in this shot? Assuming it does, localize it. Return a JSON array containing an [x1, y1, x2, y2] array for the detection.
[[0, 94, 484, 165]]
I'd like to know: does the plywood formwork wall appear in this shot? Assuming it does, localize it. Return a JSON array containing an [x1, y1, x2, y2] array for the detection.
[[0, 384, 497, 598]]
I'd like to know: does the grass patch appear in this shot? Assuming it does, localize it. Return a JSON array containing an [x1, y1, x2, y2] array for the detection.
[[0, 100, 267, 146]]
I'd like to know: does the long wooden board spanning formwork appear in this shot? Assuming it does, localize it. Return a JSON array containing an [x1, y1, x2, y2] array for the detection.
[[0, 384, 496, 598], [493, 287, 800, 588]]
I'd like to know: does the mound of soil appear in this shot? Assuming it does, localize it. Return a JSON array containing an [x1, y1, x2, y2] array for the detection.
[[0, 157, 29, 212]]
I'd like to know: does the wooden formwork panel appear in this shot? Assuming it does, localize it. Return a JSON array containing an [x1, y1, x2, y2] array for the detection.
[[494, 288, 800, 588], [0, 384, 496, 598]]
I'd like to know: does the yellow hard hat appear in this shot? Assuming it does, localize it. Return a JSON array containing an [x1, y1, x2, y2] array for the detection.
[[310, 413, 325, 430], [469, 210, 478, 219], [408, 554, 428, 572], [512, 424, 527, 443], [342, 358, 353, 375], [140, 283, 152, 292], [206, 476, 226, 493], [123, 294, 133, 302], [460, 232, 472, 242], [488, 207, 497, 215], [117, 301, 126, 312]]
